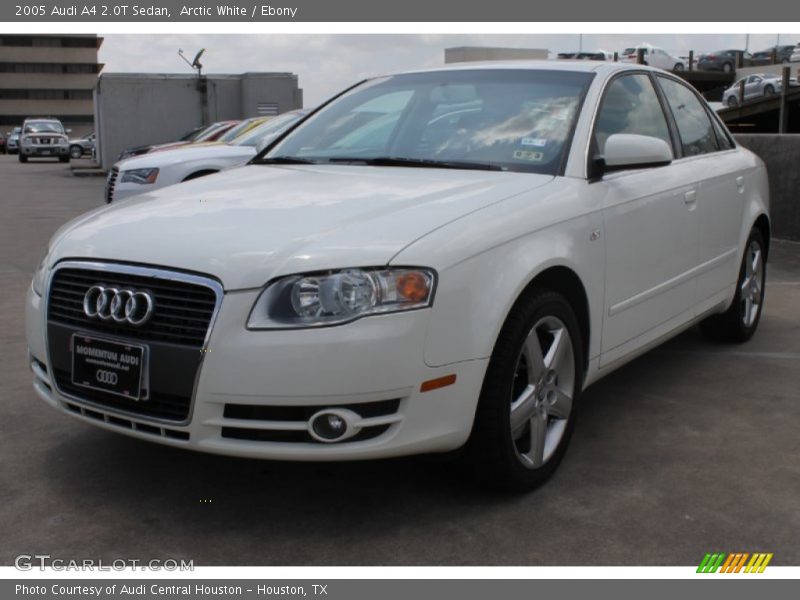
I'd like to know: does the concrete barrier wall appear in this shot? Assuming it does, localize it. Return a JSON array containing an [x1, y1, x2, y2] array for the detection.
[[735, 134, 800, 241]]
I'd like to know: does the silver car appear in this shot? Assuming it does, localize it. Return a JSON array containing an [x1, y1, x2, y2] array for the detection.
[[723, 73, 798, 106], [69, 132, 95, 159], [6, 127, 21, 154]]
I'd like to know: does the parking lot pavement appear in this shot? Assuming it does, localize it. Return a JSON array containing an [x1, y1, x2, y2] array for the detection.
[[1, 153, 798, 567]]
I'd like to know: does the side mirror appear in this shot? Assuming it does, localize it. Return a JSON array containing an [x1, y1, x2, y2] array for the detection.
[[592, 133, 673, 178]]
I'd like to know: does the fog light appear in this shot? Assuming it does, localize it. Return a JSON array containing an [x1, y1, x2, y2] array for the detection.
[[308, 409, 359, 443]]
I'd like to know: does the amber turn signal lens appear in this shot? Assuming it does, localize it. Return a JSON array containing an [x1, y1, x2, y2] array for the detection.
[[396, 272, 430, 302], [420, 374, 457, 393]]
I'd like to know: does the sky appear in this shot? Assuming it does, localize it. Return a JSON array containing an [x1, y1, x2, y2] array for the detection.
[[99, 34, 800, 107]]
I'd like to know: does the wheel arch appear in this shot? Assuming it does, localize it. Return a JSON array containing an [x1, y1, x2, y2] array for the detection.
[[753, 213, 771, 257], [515, 266, 591, 374]]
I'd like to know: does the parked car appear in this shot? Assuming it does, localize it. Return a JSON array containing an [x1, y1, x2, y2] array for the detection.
[[27, 62, 769, 491], [6, 126, 21, 154], [117, 121, 238, 161], [18, 118, 70, 163], [69, 132, 95, 159], [751, 45, 796, 65], [620, 44, 685, 71], [792, 44, 800, 63], [697, 50, 753, 72], [106, 110, 308, 202], [723, 73, 799, 106]]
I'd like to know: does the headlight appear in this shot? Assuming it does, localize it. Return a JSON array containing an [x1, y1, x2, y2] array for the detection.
[[31, 248, 49, 296], [22, 137, 33, 146], [247, 267, 436, 329], [120, 168, 159, 184]]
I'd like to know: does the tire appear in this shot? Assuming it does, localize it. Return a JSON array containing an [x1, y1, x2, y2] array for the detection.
[[69, 145, 83, 159], [18, 154, 27, 163], [723, 62, 733, 73], [674, 63, 685, 72], [59, 155, 70, 163], [727, 95, 739, 107], [466, 289, 584, 491], [764, 85, 775, 96], [700, 228, 767, 343]]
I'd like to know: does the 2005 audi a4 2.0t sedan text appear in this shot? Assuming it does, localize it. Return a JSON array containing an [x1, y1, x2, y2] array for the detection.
[[26, 61, 769, 490]]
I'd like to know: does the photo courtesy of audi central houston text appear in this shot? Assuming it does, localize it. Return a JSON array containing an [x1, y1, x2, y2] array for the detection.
[[24, 57, 771, 490]]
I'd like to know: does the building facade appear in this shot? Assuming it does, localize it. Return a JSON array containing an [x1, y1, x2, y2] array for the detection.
[[95, 72, 303, 169], [0, 34, 102, 136]]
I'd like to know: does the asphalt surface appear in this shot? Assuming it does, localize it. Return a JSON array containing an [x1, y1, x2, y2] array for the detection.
[[1, 154, 799, 566]]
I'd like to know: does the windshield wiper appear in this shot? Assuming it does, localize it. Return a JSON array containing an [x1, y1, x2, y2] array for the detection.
[[254, 156, 319, 165], [325, 156, 505, 171]]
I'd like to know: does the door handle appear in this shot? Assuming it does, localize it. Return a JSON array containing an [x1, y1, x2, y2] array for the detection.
[[736, 176, 745, 193], [684, 190, 697, 208]]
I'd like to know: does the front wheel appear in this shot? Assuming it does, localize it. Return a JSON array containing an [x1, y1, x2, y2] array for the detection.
[[727, 95, 739, 107], [674, 63, 685, 72], [69, 145, 83, 159], [723, 62, 733, 73], [18, 154, 27, 163], [466, 290, 584, 491], [700, 228, 766, 342]]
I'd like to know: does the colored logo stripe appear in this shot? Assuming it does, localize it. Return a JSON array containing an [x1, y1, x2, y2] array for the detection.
[[698, 552, 773, 573]]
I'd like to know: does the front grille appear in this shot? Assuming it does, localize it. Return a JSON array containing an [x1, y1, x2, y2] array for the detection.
[[48, 267, 217, 347], [105, 166, 119, 203], [46, 264, 221, 423]]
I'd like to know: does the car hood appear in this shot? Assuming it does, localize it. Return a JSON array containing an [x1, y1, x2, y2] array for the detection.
[[48, 164, 554, 290], [115, 143, 255, 171]]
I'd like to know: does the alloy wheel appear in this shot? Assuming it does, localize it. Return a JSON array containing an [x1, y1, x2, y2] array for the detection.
[[741, 240, 764, 327], [509, 315, 575, 469]]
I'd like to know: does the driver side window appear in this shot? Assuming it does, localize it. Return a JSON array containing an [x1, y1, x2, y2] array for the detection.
[[593, 73, 673, 158]]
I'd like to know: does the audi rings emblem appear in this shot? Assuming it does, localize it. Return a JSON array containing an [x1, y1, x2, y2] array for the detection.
[[83, 285, 154, 326]]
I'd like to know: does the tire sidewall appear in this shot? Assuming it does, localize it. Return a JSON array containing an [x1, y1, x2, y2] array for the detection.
[[471, 291, 585, 489], [731, 229, 767, 340]]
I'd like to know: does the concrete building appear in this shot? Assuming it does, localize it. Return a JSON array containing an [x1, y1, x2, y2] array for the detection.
[[95, 72, 302, 170], [0, 34, 102, 136], [445, 47, 549, 64]]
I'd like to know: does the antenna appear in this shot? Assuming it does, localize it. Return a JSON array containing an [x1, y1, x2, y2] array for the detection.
[[178, 48, 206, 77]]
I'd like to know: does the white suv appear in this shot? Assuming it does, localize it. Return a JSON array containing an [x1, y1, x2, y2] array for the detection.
[[26, 62, 769, 490], [19, 118, 70, 163]]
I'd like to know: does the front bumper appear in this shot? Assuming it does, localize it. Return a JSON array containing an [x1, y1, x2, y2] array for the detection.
[[21, 144, 69, 157], [26, 269, 486, 461]]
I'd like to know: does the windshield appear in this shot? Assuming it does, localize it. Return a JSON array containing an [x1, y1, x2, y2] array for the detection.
[[263, 70, 592, 175], [179, 127, 204, 142], [233, 111, 307, 147], [218, 118, 266, 143], [24, 121, 64, 135]]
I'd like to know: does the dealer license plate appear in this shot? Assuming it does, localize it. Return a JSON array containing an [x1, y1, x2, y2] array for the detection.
[[71, 334, 147, 400]]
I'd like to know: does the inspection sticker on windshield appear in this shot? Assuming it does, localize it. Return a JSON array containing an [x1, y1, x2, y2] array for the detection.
[[513, 150, 544, 162], [521, 137, 547, 147]]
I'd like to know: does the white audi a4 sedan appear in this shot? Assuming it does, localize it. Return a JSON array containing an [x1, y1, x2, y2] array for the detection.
[[26, 61, 769, 490]]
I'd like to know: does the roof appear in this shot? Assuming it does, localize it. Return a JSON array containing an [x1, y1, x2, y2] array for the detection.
[[382, 59, 661, 78]]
